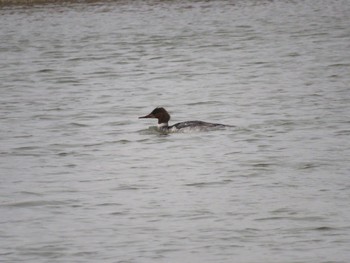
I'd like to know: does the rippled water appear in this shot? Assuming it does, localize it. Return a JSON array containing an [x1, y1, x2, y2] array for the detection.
[[1, 0, 350, 262]]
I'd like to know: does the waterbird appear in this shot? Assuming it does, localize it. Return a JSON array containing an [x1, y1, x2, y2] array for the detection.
[[139, 107, 233, 132]]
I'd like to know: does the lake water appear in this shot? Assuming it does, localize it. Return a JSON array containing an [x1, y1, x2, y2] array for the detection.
[[1, 0, 350, 262]]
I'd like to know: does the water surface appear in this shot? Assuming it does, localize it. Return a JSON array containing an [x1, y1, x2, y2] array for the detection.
[[1, 0, 350, 262]]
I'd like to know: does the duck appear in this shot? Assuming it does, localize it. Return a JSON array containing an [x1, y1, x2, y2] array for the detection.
[[139, 107, 233, 132]]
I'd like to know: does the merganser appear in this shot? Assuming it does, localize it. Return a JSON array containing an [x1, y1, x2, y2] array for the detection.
[[139, 107, 233, 132]]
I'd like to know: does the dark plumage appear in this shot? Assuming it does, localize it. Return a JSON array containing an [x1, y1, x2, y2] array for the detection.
[[139, 107, 233, 132]]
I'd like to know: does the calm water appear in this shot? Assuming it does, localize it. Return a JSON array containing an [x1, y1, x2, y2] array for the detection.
[[1, 0, 350, 262]]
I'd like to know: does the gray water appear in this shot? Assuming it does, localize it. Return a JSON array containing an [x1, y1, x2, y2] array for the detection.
[[1, 0, 350, 262]]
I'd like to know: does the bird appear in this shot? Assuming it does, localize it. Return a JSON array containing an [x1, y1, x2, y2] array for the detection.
[[139, 107, 233, 132]]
